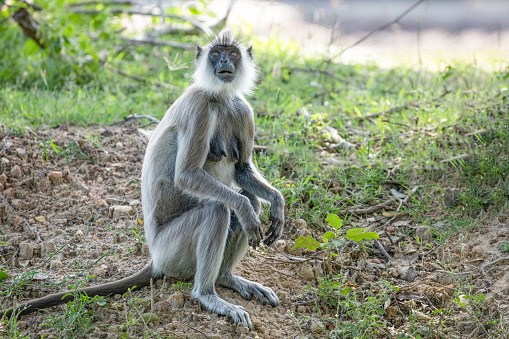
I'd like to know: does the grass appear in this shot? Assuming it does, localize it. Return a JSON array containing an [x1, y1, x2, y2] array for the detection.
[[1, 3, 509, 337]]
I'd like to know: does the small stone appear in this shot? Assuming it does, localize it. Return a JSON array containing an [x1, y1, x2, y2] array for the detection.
[[236, 323, 249, 335], [293, 219, 307, 229], [216, 320, 229, 330], [114, 294, 122, 300], [310, 320, 323, 334], [0, 183, 3, 191], [0, 173, 7, 185], [96, 199, 109, 207], [167, 292, 185, 309], [415, 226, 432, 243], [1, 157, 9, 165], [19, 242, 34, 259], [153, 300, 171, 314], [129, 199, 141, 206], [109, 205, 133, 217], [41, 242, 56, 257], [285, 243, 303, 256], [142, 243, 150, 256], [10, 199, 23, 210], [75, 229, 85, 237], [275, 239, 286, 251], [54, 219, 67, 225], [297, 305, 306, 313], [10, 165, 22, 178], [251, 317, 264, 333], [3, 187, 14, 199], [386, 226, 396, 233], [299, 263, 315, 281], [116, 142, 123, 148], [48, 171, 63, 185], [34, 215, 46, 223], [92, 266, 107, 278], [50, 260, 63, 270]]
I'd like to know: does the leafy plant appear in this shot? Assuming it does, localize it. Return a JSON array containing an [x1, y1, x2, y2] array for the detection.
[[293, 214, 379, 254]]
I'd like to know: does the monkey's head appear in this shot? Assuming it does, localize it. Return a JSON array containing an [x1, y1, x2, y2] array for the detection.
[[193, 29, 257, 97]]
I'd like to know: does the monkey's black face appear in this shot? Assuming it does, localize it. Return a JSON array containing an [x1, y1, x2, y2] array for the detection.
[[208, 45, 241, 83]]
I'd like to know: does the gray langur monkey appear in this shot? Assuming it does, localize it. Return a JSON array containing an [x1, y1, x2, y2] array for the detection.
[[2, 29, 285, 330]]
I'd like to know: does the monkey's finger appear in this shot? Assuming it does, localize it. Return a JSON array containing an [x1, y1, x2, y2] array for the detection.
[[264, 222, 275, 236]]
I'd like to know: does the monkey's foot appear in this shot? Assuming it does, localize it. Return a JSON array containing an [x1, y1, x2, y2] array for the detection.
[[196, 293, 252, 330], [218, 274, 279, 307]]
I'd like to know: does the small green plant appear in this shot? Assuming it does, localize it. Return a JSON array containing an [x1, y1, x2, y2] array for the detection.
[[42, 278, 108, 339], [292, 214, 379, 254], [171, 281, 192, 292], [500, 242, 509, 252]]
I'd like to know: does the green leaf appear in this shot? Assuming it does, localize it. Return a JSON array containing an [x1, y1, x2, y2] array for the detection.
[[345, 228, 379, 243], [188, 6, 202, 15], [292, 236, 321, 251], [322, 231, 336, 243], [500, 242, 509, 252], [325, 214, 343, 229], [23, 39, 40, 56], [0, 270, 9, 282]]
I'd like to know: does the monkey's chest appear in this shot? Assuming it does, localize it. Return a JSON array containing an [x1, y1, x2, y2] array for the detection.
[[203, 158, 236, 187], [204, 130, 240, 187]]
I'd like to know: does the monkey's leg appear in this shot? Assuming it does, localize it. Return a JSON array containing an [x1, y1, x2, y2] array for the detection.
[[152, 201, 252, 329], [217, 190, 279, 307]]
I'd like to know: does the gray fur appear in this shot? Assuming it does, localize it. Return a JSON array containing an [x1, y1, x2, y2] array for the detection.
[[141, 29, 284, 328]]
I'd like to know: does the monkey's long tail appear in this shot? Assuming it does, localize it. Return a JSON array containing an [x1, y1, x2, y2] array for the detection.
[[1, 262, 154, 318]]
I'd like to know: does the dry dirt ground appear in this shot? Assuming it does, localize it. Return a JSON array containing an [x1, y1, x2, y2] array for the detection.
[[0, 124, 508, 338]]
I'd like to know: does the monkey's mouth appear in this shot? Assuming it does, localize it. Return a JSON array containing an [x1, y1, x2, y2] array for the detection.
[[215, 69, 235, 83]]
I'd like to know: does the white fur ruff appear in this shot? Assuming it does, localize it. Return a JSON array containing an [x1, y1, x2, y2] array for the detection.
[[192, 29, 257, 97]]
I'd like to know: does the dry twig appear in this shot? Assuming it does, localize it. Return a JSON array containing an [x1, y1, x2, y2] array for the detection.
[[341, 0, 428, 55]]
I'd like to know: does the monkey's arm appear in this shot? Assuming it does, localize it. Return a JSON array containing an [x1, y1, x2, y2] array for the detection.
[[174, 110, 263, 246], [235, 161, 285, 246]]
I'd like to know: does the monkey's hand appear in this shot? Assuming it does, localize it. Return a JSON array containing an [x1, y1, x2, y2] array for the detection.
[[264, 194, 285, 246], [237, 198, 263, 248]]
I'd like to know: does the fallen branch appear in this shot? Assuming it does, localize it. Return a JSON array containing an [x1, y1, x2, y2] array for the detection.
[[341, 0, 428, 55], [382, 186, 418, 227], [12, 7, 45, 48], [344, 199, 394, 215], [146, 0, 237, 38], [441, 154, 473, 168], [284, 67, 350, 84], [373, 239, 391, 262], [120, 37, 194, 50], [124, 114, 160, 124], [108, 67, 177, 89]]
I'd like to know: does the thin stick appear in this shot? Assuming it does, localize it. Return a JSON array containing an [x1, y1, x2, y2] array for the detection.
[[108, 68, 176, 89], [124, 114, 160, 124], [150, 278, 154, 312], [382, 186, 418, 228], [283, 67, 350, 84], [373, 239, 391, 262], [344, 199, 394, 215], [341, 0, 427, 55], [180, 321, 211, 339]]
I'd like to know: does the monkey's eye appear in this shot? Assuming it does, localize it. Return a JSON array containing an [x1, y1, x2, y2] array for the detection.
[[230, 51, 237, 57], [212, 51, 219, 57]]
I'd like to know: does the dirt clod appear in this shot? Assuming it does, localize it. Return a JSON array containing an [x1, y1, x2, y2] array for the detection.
[[48, 171, 63, 185], [11, 165, 22, 178]]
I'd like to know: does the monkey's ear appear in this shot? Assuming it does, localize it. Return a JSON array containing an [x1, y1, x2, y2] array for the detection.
[[246, 46, 253, 60], [196, 46, 203, 60]]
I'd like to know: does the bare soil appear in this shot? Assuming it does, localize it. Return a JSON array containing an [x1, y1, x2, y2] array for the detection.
[[0, 125, 508, 338]]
